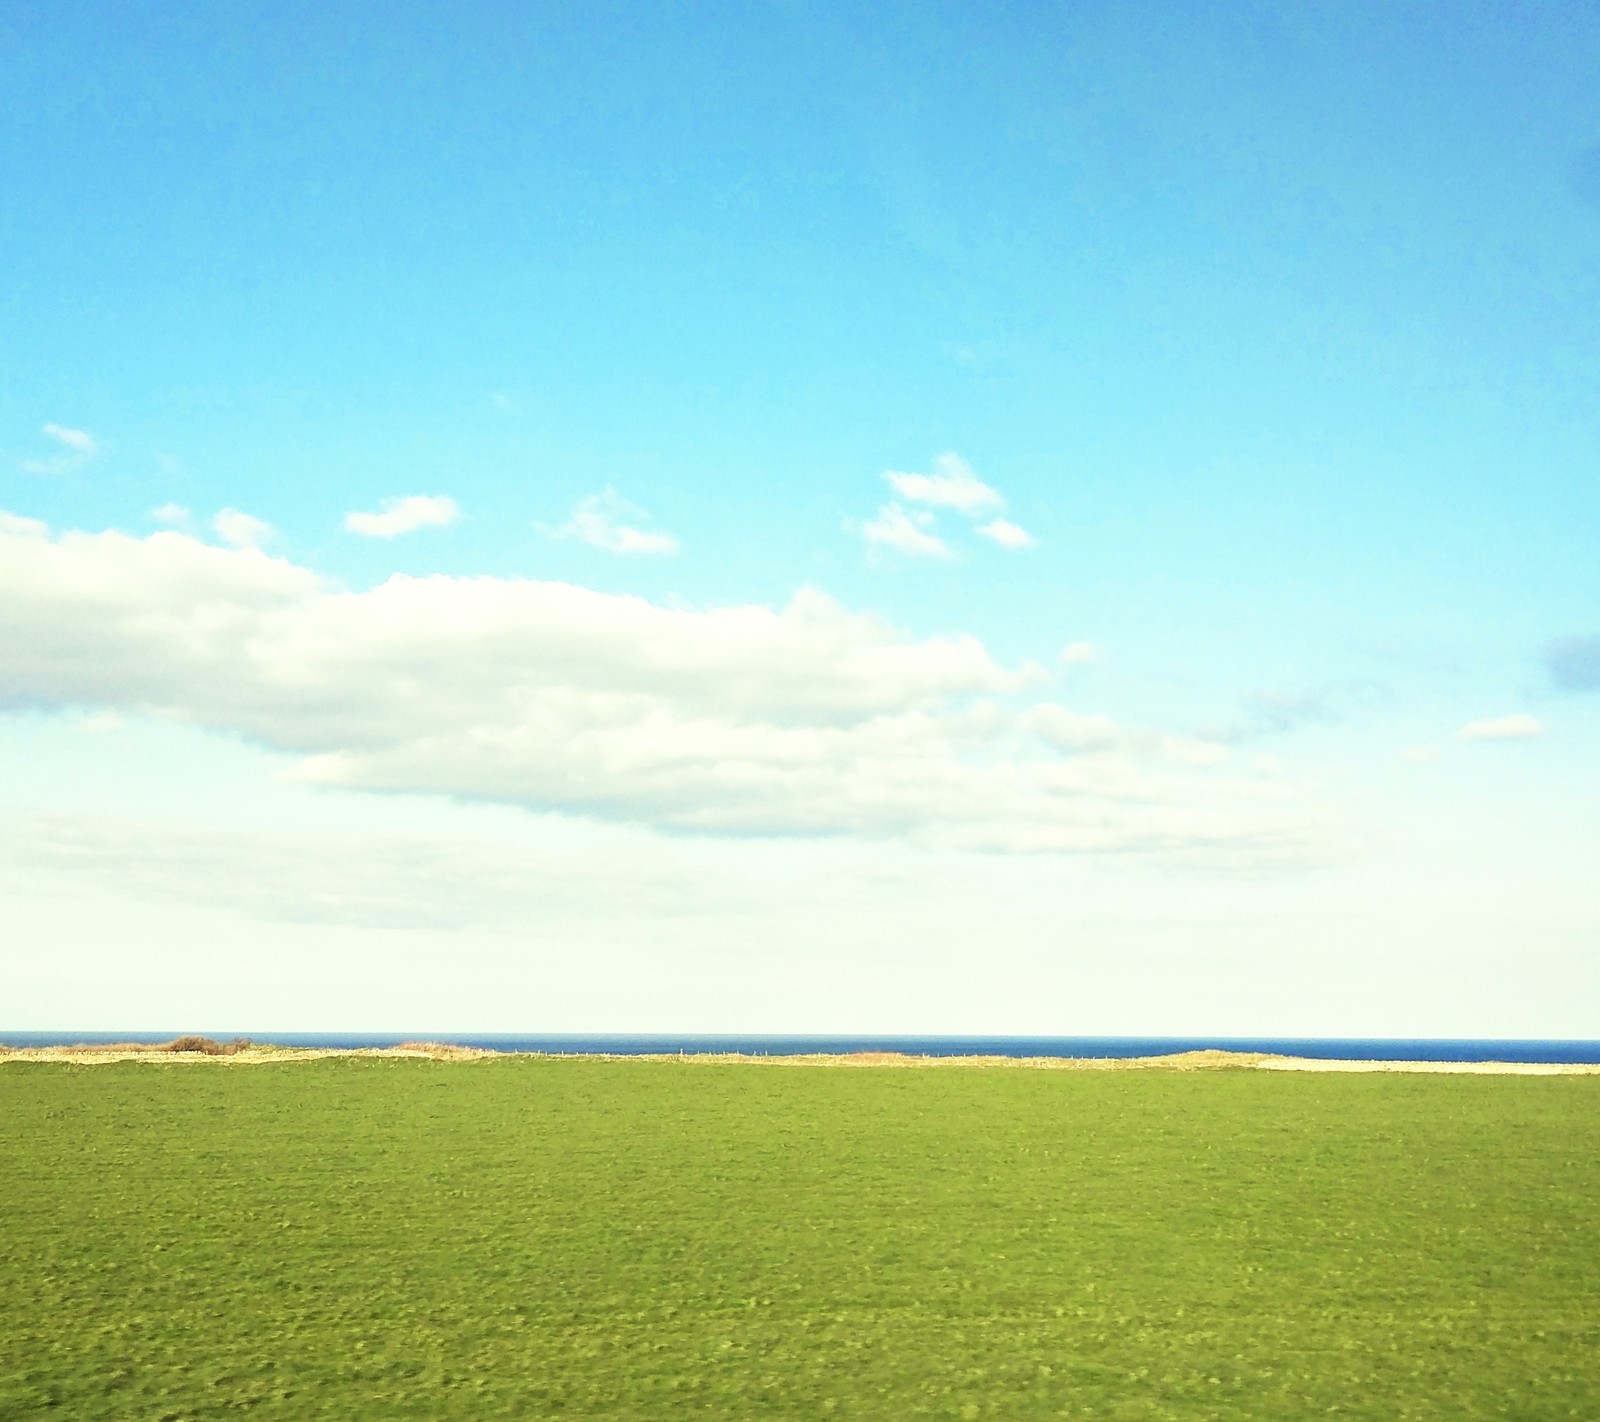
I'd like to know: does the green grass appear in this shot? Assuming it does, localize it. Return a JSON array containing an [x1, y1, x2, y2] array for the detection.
[[2, 1060, 1597, 1420]]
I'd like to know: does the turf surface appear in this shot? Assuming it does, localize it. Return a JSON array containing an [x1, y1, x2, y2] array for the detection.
[[1, 1058, 1596, 1419]]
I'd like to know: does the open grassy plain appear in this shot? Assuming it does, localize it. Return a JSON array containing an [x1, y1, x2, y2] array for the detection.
[[2, 1056, 1596, 1420]]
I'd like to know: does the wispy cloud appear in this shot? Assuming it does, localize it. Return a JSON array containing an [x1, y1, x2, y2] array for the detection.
[[0, 810, 696, 932], [0, 513, 1308, 858], [213, 509, 274, 550], [22, 423, 99, 475], [42, 424, 97, 455], [1459, 713, 1543, 742], [540, 488, 679, 555], [887, 453, 1004, 514], [1025, 705, 1227, 766], [149, 503, 192, 528], [859, 503, 952, 559], [861, 453, 1035, 555], [344, 494, 461, 539], [1061, 642, 1100, 665], [977, 517, 1036, 550]]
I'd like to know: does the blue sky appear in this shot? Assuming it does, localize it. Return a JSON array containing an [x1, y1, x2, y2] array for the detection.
[[3, 1, 1598, 1033]]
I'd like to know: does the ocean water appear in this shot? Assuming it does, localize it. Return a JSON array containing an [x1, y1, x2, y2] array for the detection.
[[4, 1032, 1599, 1063]]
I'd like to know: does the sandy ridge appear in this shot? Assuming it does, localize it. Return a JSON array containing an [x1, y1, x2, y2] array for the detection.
[[2, 1043, 1597, 1074]]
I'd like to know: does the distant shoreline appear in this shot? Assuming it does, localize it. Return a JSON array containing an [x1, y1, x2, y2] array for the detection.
[[6, 1032, 1600, 1063], [4, 1042, 1598, 1074]]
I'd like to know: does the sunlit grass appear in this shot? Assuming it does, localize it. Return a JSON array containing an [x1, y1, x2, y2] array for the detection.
[[2, 1059, 1596, 1419]]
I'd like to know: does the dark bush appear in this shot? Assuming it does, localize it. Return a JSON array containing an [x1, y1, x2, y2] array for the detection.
[[165, 1036, 228, 1055]]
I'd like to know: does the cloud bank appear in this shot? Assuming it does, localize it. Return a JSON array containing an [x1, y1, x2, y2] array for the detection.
[[0, 513, 1302, 855]]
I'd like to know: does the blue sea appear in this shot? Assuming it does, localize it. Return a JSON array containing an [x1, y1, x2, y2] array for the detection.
[[3, 1033, 1599, 1063]]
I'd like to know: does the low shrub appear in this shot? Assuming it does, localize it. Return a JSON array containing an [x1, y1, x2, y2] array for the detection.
[[163, 1036, 252, 1056]]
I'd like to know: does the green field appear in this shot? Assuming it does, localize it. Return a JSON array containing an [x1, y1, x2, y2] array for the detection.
[[2, 1059, 1596, 1420]]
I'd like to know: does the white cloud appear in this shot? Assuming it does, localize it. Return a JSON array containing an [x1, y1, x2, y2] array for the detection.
[[149, 503, 192, 527], [1402, 745, 1441, 764], [859, 503, 952, 559], [865, 454, 1033, 556], [344, 494, 461, 539], [541, 488, 679, 555], [1061, 642, 1100, 665], [0, 513, 1306, 857], [886, 453, 1004, 514], [1459, 714, 1544, 742], [213, 509, 274, 550], [42, 423, 98, 455], [977, 516, 1036, 549]]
